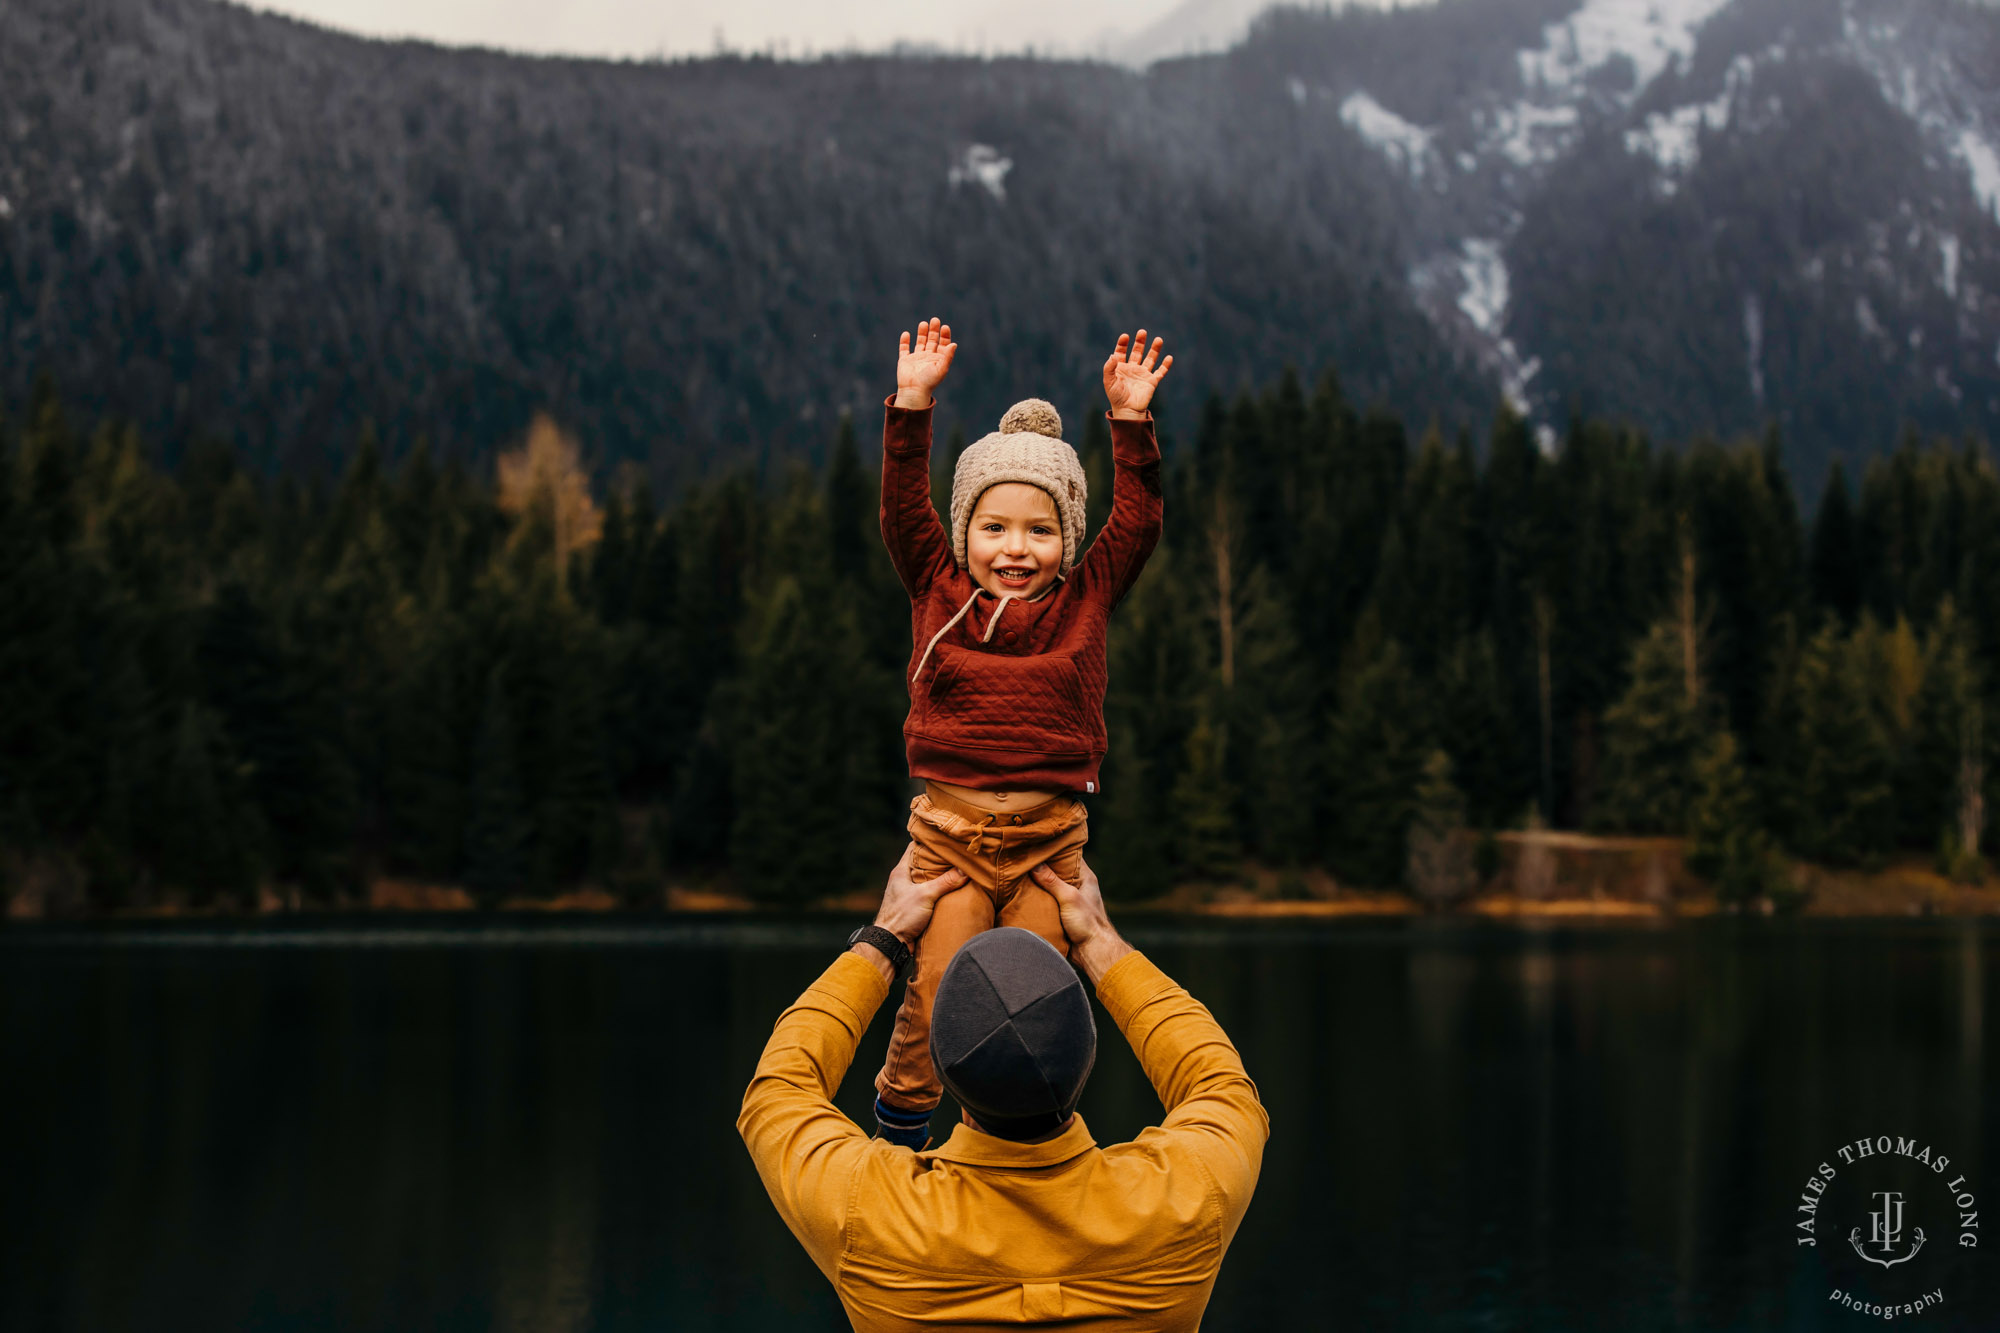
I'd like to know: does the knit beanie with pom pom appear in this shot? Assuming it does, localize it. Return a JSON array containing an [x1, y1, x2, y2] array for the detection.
[[949, 399, 1089, 575]]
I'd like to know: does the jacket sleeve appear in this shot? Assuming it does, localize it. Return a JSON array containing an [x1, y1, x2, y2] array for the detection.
[[1075, 412, 1164, 607], [880, 395, 956, 597], [736, 949, 890, 1280], [1097, 950, 1269, 1247]]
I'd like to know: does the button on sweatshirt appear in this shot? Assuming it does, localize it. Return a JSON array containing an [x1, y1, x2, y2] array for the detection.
[[737, 948, 1269, 1331], [879, 397, 1163, 793]]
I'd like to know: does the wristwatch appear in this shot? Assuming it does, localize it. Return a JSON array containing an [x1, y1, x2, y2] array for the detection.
[[847, 924, 915, 983]]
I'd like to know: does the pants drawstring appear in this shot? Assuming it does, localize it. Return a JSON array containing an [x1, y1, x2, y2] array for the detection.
[[966, 812, 998, 854]]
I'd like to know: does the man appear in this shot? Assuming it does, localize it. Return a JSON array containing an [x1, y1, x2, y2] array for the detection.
[[737, 847, 1269, 1331]]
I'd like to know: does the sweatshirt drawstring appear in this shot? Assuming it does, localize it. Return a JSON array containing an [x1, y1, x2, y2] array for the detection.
[[909, 575, 1065, 683], [912, 588, 982, 683]]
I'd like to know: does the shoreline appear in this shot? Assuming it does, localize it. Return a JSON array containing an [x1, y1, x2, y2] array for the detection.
[[8, 834, 1998, 924], [8, 874, 1998, 925]]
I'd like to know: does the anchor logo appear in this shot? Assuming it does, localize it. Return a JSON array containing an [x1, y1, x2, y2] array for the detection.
[[1849, 1190, 1926, 1269]]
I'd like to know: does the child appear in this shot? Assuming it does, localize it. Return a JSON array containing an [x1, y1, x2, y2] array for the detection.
[[872, 316, 1171, 1149]]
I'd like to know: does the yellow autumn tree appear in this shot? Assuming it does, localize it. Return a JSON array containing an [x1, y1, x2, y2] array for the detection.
[[496, 412, 603, 591]]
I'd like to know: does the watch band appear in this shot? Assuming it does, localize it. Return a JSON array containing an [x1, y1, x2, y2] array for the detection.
[[847, 924, 914, 982]]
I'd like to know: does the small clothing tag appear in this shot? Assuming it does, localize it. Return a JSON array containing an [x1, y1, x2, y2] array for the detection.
[[1021, 1283, 1064, 1319]]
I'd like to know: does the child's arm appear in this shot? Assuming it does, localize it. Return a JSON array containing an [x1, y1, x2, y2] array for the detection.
[[1079, 329, 1173, 604], [880, 317, 959, 596]]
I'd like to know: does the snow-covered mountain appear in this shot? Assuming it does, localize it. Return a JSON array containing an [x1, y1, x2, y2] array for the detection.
[[1262, 0, 2000, 468], [0, 0, 1993, 487]]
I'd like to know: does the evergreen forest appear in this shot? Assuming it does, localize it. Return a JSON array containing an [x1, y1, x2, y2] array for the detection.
[[3, 368, 1997, 913]]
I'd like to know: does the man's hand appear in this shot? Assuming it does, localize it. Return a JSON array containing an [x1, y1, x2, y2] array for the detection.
[[895, 317, 956, 410], [1102, 329, 1172, 420], [851, 845, 967, 983], [1031, 859, 1135, 984]]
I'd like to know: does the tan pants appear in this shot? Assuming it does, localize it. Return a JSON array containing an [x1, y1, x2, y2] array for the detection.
[[874, 782, 1089, 1112]]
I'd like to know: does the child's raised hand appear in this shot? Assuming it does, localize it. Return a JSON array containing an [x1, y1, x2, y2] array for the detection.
[[895, 317, 957, 408], [1103, 328, 1172, 419]]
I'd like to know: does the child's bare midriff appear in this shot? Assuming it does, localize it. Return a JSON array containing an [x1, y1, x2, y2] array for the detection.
[[930, 780, 1065, 813]]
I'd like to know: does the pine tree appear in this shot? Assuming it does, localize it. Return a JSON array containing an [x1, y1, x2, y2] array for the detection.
[[381, 622, 464, 880], [1230, 567, 1315, 865], [588, 483, 637, 626], [1169, 711, 1240, 881], [1088, 717, 1173, 901], [1596, 621, 1709, 833], [1781, 624, 1898, 866], [1914, 606, 1988, 881], [1810, 457, 1861, 623], [1, 387, 96, 845], [1385, 427, 1478, 677], [387, 435, 442, 592], [463, 665, 528, 906], [536, 629, 622, 890], [727, 577, 894, 904], [1325, 628, 1427, 886], [1078, 409, 1113, 550], [1686, 731, 1777, 905], [1406, 750, 1476, 908], [826, 411, 870, 584], [197, 574, 362, 894], [155, 701, 260, 905], [1433, 631, 1527, 828], [931, 423, 966, 530]]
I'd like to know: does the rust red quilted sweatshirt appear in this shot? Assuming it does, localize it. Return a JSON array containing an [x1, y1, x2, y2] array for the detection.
[[880, 395, 1163, 793]]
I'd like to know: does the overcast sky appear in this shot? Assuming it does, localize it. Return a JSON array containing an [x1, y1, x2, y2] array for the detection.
[[238, 0, 1408, 63]]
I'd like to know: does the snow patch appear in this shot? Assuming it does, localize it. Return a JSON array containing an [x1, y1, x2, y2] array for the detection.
[[1940, 233, 1960, 299], [1458, 238, 1509, 335], [1341, 91, 1438, 179], [1473, 0, 1728, 177], [1518, 0, 1734, 100], [1489, 101, 1580, 169], [1287, 76, 1307, 107], [0, 196, 11, 220], [1743, 291, 1764, 405], [1857, 296, 1885, 341], [1959, 130, 2000, 222], [948, 145, 1013, 202], [1840, 14, 2000, 229], [1412, 240, 1538, 414], [1625, 94, 1724, 173], [1454, 239, 1542, 411], [1624, 54, 1749, 174]]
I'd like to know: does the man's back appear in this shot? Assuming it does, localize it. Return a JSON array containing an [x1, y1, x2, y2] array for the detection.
[[739, 947, 1267, 1332]]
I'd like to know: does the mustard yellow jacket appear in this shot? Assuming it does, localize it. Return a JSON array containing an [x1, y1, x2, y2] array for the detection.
[[737, 948, 1269, 1331]]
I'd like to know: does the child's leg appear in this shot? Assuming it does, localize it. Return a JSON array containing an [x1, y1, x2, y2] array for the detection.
[[995, 801, 1089, 959], [875, 879, 995, 1115], [874, 801, 1002, 1131]]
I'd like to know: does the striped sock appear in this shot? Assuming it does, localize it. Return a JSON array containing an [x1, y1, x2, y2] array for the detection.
[[873, 1096, 932, 1150]]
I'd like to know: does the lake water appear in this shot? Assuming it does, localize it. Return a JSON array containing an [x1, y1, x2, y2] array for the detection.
[[1, 916, 1992, 1331]]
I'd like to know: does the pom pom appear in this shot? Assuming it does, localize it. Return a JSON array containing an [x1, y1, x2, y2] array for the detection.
[[999, 398, 1063, 439]]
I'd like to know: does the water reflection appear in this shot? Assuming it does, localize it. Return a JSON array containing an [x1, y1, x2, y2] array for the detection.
[[0, 917, 1992, 1331]]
